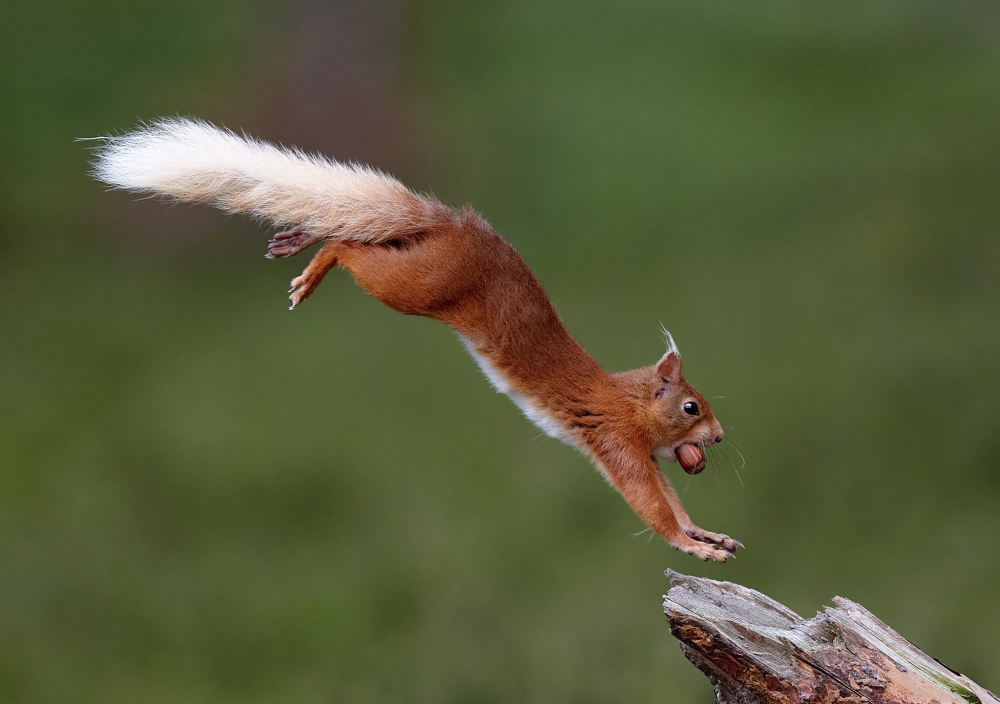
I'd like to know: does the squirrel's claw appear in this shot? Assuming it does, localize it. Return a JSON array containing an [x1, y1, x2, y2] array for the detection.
[[288, 272, 321, 310], [685, 543, 734, 563], [684, 526, 743, 555], [283, 240, 340, 310], [672, 534, 735, 562]]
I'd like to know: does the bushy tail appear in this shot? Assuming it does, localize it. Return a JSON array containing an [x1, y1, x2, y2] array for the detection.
[[90, 118, 447, 242]]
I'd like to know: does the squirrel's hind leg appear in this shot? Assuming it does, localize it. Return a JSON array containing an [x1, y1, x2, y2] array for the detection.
[[288, 240, 343, 309], [266, 229, 322, 259]]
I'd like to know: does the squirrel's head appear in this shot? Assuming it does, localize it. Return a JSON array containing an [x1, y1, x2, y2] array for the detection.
[[643, 332, 724, 471]]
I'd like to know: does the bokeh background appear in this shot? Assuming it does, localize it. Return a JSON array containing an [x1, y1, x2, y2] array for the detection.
[[2, 1, 999, 701]]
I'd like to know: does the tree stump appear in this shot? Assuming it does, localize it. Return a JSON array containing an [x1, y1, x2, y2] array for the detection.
[[663, 570, 997, 704]]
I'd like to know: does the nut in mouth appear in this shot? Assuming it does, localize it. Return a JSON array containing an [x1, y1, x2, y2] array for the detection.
[[676, 443, 706, 474]]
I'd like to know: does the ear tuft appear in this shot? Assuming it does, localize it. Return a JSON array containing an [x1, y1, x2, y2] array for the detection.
[[659, 325, 681, 358], [657, 327, 683, 381]]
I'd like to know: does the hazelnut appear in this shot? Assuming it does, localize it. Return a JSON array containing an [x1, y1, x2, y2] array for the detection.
[[677, 443, 706, 474]]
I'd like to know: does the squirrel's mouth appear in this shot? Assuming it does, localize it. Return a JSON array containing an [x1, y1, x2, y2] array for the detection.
[[676, 443, 706, 474]]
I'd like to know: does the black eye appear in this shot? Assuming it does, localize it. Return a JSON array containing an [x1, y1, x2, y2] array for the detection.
[[683, 401, 699, 416]]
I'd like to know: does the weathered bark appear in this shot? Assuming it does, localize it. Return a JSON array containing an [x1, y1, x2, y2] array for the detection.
[[663, 570, 998, 704]]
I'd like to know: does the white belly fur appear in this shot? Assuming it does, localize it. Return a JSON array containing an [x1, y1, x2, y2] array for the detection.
[[459, 335, 577, 446]]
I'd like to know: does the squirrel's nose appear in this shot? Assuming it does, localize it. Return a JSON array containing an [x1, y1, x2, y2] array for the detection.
[[715, 435, 724, 444]]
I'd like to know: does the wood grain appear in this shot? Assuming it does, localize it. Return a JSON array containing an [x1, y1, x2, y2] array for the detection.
[[663, 570, 998, 704]]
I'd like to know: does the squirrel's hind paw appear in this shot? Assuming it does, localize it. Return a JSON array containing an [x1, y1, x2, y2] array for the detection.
[[286, 241, 341, 310], [288, 273, 320, 309], [266, 230, 321, 259]]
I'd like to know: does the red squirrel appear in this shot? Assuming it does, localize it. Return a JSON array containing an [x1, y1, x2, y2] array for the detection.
[[92, 118, 742, 561]]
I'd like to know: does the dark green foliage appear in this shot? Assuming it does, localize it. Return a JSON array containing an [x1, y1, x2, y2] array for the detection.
[[0, 1, 997, 701]]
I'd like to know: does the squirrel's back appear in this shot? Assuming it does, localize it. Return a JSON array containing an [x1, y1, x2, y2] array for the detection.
[[326, 207, 613, 445]]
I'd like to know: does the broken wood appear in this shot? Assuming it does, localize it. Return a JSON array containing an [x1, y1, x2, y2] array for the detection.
[[663, 570, 997, 704]]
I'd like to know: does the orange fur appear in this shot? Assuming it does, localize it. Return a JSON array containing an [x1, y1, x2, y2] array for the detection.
[[271, 209, 740, 561], [93, 120, 741, 561]]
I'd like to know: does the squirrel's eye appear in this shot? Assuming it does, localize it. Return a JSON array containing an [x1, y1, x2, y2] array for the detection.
[[683, 401, 699, 416]]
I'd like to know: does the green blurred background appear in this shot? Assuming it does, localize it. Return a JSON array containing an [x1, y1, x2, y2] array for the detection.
[[2, 1, 998, 701]]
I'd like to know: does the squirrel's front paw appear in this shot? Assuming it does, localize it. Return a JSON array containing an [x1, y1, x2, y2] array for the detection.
[[684, 526, 743, 554], [675, 538, 734, 563]]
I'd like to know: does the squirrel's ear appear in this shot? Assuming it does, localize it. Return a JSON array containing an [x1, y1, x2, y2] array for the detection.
[[656, 351, 682, 383]]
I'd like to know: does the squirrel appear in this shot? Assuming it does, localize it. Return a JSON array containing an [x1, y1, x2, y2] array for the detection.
[[91, 118, 742, 562]]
